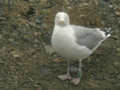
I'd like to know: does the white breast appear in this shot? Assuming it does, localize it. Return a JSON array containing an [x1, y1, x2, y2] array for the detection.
[[51, 25, 91, 60]]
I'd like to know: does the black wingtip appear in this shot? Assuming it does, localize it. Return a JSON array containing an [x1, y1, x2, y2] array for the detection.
[[103, 27, 112, 36]]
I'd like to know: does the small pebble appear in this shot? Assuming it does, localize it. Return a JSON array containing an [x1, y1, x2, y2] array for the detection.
[[45, 45, 55, 55]]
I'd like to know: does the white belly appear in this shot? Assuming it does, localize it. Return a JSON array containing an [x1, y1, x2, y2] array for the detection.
[[51, 26, 91, 60]]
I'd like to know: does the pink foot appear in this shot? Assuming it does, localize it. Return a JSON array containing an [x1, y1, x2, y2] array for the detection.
[[71, 78, 80, 85], [57, 74, 71, 81]]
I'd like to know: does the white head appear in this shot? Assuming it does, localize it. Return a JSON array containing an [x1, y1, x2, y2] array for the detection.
[[55, 12, 70, 26]]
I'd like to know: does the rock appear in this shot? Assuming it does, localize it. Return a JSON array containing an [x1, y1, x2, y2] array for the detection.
[[116, 48, 120, 56], [40, 0, 47, 4], [8, 38, 14, 42], [117, 74, 120, 80], [116, 48, 120, 52], [109, 5, 113, 8], [34, 39, 39, 43], [39, 66, 51, 76], [33, 32, 41, 36], [86, 80, 100, 88], [11, 51, 22, 58], [113, 61, 120, 67], [35, 16, 42, 24], [111, 35, 119, 40], [115, 11, 120, 16], [44, 45, 55, 55]]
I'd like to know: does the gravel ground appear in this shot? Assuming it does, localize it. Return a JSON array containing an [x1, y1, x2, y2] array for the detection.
[[0, 0, 120, 90]]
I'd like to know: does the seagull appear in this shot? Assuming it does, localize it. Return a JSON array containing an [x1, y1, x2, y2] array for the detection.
[[51, 12, 111, 85]]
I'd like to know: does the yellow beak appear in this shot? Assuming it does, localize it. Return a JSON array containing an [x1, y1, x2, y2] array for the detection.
[[59, 19, 65, 24]]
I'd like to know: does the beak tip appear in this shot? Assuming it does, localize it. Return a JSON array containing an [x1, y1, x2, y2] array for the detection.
[[59, 20, 65, 24]]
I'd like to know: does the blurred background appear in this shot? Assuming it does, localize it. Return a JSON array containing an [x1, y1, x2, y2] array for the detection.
[[0, 0, 120, 90]]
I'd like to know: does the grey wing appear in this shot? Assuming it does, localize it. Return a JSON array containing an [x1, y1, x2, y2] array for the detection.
[[71, 25, 105, 50]]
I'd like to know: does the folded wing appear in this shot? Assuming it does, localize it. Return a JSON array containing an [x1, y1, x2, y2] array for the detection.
[[72, 25, 111, 50]]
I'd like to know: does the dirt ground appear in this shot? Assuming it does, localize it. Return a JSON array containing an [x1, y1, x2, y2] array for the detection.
[[0, 0, 120, 90]]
